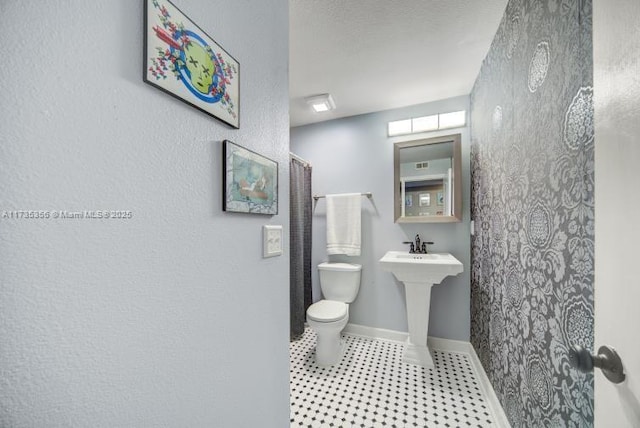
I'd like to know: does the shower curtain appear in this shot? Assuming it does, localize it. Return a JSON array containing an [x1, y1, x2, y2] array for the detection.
[[289, 157, 312, 340]]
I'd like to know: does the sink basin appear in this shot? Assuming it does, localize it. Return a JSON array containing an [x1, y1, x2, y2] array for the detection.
[[388, 253, 448, 259], [379, 250, 463, 284], [379, 250, 463, 368]]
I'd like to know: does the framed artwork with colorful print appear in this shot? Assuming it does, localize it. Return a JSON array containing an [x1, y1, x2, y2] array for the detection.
[[143, 0, 240, 128]]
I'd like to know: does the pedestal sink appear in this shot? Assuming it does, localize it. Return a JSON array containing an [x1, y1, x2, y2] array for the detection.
[[379, 251, 463, 368]]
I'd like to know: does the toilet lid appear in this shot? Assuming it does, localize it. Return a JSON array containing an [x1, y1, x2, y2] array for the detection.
[[307, 300, 348, 322]]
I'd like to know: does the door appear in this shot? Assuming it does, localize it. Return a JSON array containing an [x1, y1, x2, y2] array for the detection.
[[594, 0, 640, 426]]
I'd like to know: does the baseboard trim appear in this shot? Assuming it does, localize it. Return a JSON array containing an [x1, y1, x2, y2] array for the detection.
[[343, 323, 409, 343], [343, 323, 511, 428], [467, 344, 512, 428]]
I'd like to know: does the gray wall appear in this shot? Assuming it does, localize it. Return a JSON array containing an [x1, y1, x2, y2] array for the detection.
[[470, 0, 593, 426], [290, 95, 471, 341], [0, 1, 289, 427]]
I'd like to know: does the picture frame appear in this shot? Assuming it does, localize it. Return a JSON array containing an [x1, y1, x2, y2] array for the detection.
[[223, 140, 278, 215], [419, 193, 431, 207], [405, 195, 413, 207], [437, 191, 444, 206], [143, 0, 240, 128]]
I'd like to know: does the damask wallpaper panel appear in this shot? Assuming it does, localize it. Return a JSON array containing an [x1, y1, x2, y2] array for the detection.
[[470, 0, 594, 427]]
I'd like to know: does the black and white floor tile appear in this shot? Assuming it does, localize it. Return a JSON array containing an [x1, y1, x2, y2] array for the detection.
[[290, 328, 496, 428]]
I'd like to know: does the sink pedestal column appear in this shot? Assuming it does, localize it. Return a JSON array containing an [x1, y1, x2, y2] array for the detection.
[[379, 251, 464, 369], [403, 281, 435, 368]]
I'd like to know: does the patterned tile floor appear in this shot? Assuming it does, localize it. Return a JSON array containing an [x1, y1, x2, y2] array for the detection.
[[290, 328, 496, 428]]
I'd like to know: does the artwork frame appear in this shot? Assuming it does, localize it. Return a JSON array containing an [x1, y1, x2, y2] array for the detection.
[[437, 191, 444, 206], [143, 0, 240, 128], [223, 140, 278, 215], [405, 195, 413, 207], [419, 193, 431, 207]]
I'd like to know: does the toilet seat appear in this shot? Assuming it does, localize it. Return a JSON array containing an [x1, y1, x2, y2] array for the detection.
[[307, 300, 347, 323]]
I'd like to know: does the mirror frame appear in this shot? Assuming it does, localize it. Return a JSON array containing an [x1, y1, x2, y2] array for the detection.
[[394, 133, 462, 223]]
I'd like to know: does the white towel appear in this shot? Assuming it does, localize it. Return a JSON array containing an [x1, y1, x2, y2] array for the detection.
[[326, 193, 361, 256]]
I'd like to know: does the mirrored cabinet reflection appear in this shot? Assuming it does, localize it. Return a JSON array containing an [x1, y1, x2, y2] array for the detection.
[[394, 134, 462, 223]]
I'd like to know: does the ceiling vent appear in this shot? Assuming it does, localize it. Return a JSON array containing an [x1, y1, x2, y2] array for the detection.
[[415, 161, 429, 170]]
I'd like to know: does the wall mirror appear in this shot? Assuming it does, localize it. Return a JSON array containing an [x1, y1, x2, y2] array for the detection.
[[394, 134, 462, 223]]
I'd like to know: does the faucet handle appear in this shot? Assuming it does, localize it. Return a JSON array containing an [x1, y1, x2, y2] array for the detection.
[[402, 241, 415, 253], [421, 241, 434, 253]]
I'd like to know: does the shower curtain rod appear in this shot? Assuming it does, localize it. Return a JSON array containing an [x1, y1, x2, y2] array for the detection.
[[313, 192, 373, 201], [289, 152, 311, 167]]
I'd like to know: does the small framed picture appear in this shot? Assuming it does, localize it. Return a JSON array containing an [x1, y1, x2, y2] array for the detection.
[[419, 193, 431, 207], [437, 191, 444, 206], [223, 140, 278, 215], [405, 195, 413, 207]]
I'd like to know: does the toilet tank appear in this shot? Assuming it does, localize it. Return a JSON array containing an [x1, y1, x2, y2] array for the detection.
[[318, 262, 362, 303]]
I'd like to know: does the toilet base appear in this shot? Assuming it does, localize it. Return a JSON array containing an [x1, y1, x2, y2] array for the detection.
[[307, 315, 348, 367], [314, 333, 346, 367]]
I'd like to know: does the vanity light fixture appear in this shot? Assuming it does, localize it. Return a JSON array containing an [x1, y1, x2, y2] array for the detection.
[[411, 114, 439, 133], [388, 110, 466, 136], [439, 110, 466, 129], [306, 93, 336, 113], [388, 119, 412, 136]]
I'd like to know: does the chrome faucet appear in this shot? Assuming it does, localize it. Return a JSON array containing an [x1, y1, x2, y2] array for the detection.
[[403, 234, 434, 254]]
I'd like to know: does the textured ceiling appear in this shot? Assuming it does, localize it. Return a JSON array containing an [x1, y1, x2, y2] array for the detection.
[[290, 0, 509, 127]]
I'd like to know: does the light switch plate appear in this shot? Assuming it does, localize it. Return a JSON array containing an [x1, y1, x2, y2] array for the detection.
[[263, 225, 283, 258]]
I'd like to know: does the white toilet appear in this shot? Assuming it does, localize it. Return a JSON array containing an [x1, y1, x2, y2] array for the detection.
[[306, 262, 362, 366]]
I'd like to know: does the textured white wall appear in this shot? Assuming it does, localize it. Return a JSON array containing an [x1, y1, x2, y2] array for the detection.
[[290, 96, 471, 341], [594, 0, 640, 425], [0, 1, 289, 427]]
